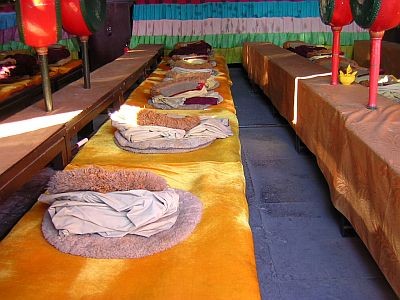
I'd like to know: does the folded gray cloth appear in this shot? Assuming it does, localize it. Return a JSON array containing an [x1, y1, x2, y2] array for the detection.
[[170, 66, 218, 76], [41, 189, 203, 259], [149, 87, 223, 110], [114, 131, 214, 153], [39, 189, 180, 238], [113, 117, 232, 142], [186, 118, 232, 139], [119, 125, 186, 142], [113, 118, 232, 153]]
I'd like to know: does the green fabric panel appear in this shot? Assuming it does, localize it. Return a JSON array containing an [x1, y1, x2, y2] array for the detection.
[[214, 47, 243, 64], [57, 37, 80, 54], [130, 32, 370, 49], [324, 45, 355, 59], [0, 38, 80, 58], [0, 41, 31, 52]]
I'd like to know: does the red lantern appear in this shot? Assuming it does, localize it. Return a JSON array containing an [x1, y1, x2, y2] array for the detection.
[[16, 0, 61, 48], [16, 0, 62, 112], [320, 0, 353, 85]]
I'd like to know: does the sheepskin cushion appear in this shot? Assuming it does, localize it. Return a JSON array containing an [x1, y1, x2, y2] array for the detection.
[[137, 109, 201, 131], [47, 166, 167, 194], [42, 189, 203, 259]]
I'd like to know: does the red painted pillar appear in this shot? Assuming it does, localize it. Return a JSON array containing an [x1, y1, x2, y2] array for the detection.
[[367, 31, 384, 110], [331, 26, 342, 85]]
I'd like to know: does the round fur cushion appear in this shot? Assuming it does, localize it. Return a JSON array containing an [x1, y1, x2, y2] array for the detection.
[[42, 189, 203, 259]]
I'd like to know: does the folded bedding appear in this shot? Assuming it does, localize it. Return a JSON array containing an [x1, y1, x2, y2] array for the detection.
[[0, 162, 260, 299], [110, 106, 232, 153], [39, 189, 180, 238], [150, 89, 223, 109], [171, 59, 214, 70], [144, 54, 228, 111], [168, 40, 212, 57]]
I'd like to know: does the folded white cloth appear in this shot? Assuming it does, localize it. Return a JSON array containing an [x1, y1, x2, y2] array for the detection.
[[150, 88, 223, 109], [113, 117, 231, 143], [150, 95, 186, 108], [39, 189, 180, 238], [120, 125, 186, 142], [171, 66, 214, 74], [186, 118, 232, 139], [109, 105, 141, 128]]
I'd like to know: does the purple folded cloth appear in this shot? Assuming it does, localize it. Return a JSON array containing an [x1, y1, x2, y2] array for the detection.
[[0, 4, 14, 12], [48, 46, 70, 64], [184, 97, 218, 105], [169, 41, 212, 57]]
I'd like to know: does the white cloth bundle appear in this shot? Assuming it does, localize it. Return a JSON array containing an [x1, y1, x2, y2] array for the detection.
[[150, 86, 223, 109], [170, 66, 214, 74], [112, 116, 232, 143], [186, 118, 232, 139], [120, 125, 186, 142], [39, 189, 180, 238]]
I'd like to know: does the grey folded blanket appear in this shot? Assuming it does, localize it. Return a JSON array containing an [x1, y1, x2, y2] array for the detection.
[[114, 130, 214, 153], [112, 116, 232, 153], [39, 189, 180, 238], [42, 189, 203, 259]]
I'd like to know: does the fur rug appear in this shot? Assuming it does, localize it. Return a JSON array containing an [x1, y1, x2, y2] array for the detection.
[[47, 166, 167, 194], [42, 189, 203, 259], [137, 109, 200, 131]]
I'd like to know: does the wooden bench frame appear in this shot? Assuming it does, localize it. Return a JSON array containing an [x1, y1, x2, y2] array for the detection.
[[0, 44, 164, 203]]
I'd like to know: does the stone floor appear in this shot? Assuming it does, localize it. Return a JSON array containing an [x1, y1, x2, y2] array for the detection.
[[0, 66, 397, 299], [230, 66, 397, 299]]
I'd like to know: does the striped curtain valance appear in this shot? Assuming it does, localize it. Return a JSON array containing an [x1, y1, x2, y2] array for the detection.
[[133, 1, 321, 20], [132, 18, 366, 36], [130, 32, 370, 49], [130, 0, 369, 63]]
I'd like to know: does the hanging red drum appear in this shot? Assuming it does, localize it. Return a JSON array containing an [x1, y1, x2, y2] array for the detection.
[[16, 0, 61, 48], [61, 0, 106, 37], [61, 0, 106, 88], [351, 0, 400, 109], [16, 0, 62, 112], [320, 0, 353, 85]]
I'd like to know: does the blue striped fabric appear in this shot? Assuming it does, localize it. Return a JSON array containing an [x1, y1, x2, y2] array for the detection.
[[0, 12, 16, 30], [133, 1, 320, 20]]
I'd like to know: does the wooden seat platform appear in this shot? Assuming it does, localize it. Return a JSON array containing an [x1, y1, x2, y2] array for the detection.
[[0, 60, 83, 120], [0, 44, 164, 203]]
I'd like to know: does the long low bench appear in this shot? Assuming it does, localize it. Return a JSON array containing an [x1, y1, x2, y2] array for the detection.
[[0, 44, 164, 203], [243, 42, 400, 296]]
